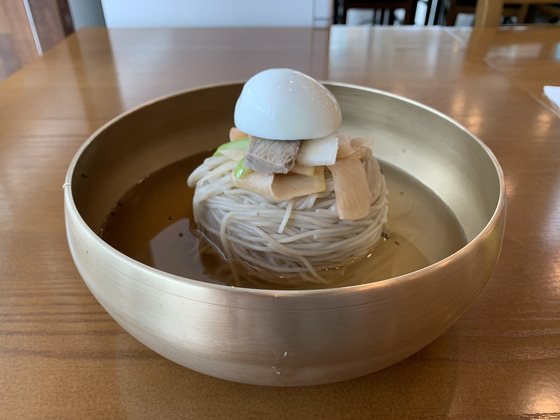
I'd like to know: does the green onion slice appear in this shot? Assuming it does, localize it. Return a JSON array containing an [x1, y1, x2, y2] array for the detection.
[[234, 157, 253, 179], [213, 136, 250, 156]]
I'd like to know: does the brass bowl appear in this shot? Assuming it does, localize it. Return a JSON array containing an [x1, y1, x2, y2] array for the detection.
[[64, 82, 506, 386]]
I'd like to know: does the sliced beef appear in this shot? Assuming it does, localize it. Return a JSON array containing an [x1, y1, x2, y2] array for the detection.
[[245, 136, 301, 174]]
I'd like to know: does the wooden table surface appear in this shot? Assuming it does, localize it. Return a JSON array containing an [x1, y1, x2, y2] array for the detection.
[[1, 25, 560, 419]]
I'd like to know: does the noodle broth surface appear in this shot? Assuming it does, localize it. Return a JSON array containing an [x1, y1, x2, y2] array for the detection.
[[100, 151, 467, 290]]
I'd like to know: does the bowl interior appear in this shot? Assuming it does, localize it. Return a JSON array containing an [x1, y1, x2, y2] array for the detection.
[[69, 82, 502, 285]]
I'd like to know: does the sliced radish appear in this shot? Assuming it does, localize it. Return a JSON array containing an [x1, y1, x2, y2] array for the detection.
[[328, 156, 371, 220]]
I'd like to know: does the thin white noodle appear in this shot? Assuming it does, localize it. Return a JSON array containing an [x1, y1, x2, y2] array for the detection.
[[190, 148, 388, 285], [278, 199, 294, 234]]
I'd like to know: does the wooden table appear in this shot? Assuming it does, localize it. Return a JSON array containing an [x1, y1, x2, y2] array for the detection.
[[1, 25, 559, 418]]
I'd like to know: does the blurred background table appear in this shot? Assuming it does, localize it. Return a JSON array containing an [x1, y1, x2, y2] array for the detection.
[[1, 25, 559, 418]]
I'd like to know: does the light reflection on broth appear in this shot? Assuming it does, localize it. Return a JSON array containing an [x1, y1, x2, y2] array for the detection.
[[100, 152, 467, 290]]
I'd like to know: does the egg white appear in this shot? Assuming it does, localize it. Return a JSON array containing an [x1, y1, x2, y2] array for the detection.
[[234, 68, 342, 141]]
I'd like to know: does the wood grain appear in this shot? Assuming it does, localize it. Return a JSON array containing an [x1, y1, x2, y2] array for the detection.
[[1, 26, 560, 419]]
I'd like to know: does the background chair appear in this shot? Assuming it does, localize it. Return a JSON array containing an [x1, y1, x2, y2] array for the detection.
[[440, 0, 535, 26], [474, 0, 560, 27], [334, 0, 419, 25]]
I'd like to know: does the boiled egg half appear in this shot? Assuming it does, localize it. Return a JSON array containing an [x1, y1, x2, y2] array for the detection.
[[234, 68, 342, 141]]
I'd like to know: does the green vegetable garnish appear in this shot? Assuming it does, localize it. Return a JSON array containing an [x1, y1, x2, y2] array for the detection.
[[213, 136, 250, 157], [234, 157, 253, 179]]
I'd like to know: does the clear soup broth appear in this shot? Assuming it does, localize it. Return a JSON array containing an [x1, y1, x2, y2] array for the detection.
[[100, 152, 467, 290]]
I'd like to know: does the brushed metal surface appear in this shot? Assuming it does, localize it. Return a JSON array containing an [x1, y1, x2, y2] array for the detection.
[[64, 82, 506, 386]]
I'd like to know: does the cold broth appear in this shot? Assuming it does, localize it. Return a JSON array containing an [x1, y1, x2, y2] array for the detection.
[[100, 152, 467, 290]]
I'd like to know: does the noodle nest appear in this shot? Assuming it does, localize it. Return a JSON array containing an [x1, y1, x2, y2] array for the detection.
[[188, 147, 388, 286]]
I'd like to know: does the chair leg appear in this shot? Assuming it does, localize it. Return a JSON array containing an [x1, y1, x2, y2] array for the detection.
[[446, 10, 457, 26], [517, 4, 529, 23], [389, 10, 396, 25], [332, 0, 340, 24], [405, 0, 418, 24], [424, 0, 432, 25], [429, 0, 445, 25]]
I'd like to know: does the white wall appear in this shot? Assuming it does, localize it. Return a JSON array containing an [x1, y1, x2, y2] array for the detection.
[[101, 0, 333, 28]]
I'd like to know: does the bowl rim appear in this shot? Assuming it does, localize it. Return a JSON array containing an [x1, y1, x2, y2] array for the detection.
[[64, 80, 507, 300]]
